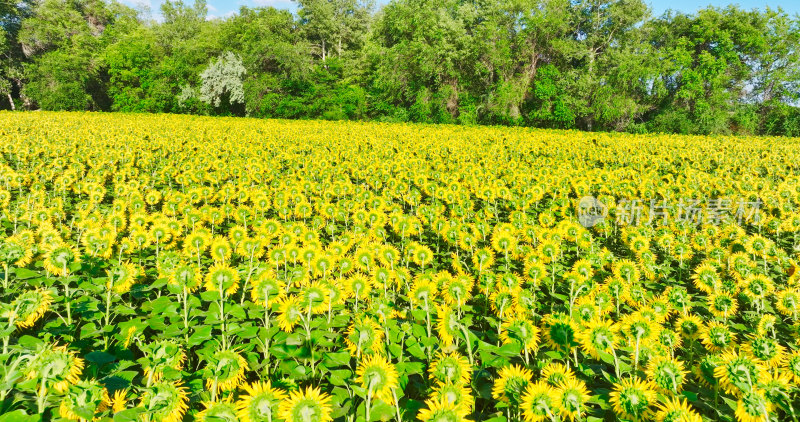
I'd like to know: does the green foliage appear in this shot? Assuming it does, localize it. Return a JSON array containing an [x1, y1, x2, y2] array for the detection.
[[1, 0, 799, 135]]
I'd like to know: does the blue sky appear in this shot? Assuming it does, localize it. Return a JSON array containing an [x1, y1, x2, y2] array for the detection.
[[124, 0, 800, 21]]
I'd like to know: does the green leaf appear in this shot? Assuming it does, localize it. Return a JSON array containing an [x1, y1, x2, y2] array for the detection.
[[85, 351, 116, 364], [14, 268, 40, 280], [0, 410, 40, 422], [188, 325, 213, 347], [286, 332, 305, 346], [113, 408, 141, 422], [323, 351, 351, 367], [17, 335, 43, 350]]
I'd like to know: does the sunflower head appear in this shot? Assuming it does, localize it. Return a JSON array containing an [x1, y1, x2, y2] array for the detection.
[[646, 355, 688, 394], [356, 354, 399, 404], [204, 349, 249, 394], [429, 352, 472, 386], [492, 364, 533, 406], [139, 381, 189, 422], [59, 379, 110, 421], [577, 318, 617, 360], [204, 263, 241, 296], [735, 389, 772, 422], [278, 386, 333, 422], [542, 313, 578, 352], [27, 344, 84, 393], [500, 317, 540, 351], [654, 397, 702, 422], [236, 381, 287, 422], [44, 245, 81, 277], [198, 398, 239, 422], [700, 322, 735, 353], [609, 377, 657, 421], [10, 288, 52, 329], [520, 381, 558, 422], [554, 378, 591, 422], [417, 396, 470, 422], [714, 351, 766, 397]]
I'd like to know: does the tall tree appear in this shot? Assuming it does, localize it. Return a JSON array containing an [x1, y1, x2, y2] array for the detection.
[[295, 0, 373, 61]]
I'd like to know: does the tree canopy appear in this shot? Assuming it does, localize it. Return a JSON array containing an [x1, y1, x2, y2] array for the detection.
[[1, 0, 798, 135]]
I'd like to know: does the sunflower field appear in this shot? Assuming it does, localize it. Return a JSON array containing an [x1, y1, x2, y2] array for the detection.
[[1, 111, 800, 422]]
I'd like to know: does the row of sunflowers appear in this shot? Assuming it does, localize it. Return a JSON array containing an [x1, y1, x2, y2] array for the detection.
[[1, 111, 800, 422]]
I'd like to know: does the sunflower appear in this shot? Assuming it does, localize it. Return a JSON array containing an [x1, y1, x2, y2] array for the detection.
[[695, 354, 723, 389], [299, 282, 329, 314], [345, 274, 373, 304], [756, 314, 777, 337], [209, 237, 233, 264], [786, 351, 800, 384], [417, 395, 470, 422], [204, 263, 241, 296], [490, 287, 516, 316], [653, 397, 702, 422], [108, 261, 141, 295], [197, 398, 240, 422], [43, 245, 81, 277], [436, 304, 461, 348], [356, 354, 399, 405], [9, 288, 52, 329], [707, 292, 738, 319], [541, 313, 578, 353], [646, 355, 689, 394], [609, 377, 658, 421], [169, 263, 203, 293], [520, 381, 558, 422], [344, 316, 384, 357], [760, 370, 792, 404], [430, 381, 474, 412], [734, 389, 772, 422], [612, 259, 640, 284], [250, 273, 285, 306], [442, 275, 473, 307], [674, 315, 703, 341], [492, 364, 533, 406], [204, 349, 249, 394], [691, 263, 720, 294], [775, 289, 799, 318], [743, 335, 785, 368], [278, 387, 333, 422], [109, 389, 128, 413], [700, 322, 736, 353], [276, 296, 303, 332], [141, 340, 186, 383], [139, 381, 189, 422], [554, 378, 591, 422], [577, 318, 617, 360], [183, 229, 212, 258], [236, 381, 287, 422], [739, 274, 774, 302], [619, 312, 658, 348], [0, 236, 33, 267], [714, 350, 766, 397], [26, 344, 84, 393], [59, 380, 110, 421], [541, 362, 576, 387], [429, 352, 472, 386], [500, 317, 540, 351]]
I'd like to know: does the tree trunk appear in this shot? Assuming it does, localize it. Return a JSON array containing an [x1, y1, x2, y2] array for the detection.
[[7, 93, 14, 111]]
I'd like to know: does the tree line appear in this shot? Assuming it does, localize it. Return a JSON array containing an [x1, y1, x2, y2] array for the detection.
[[1, 0, 799, 136]]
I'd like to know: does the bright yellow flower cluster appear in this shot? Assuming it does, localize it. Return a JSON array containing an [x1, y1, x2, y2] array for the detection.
[[1, 111, 799, 421]]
